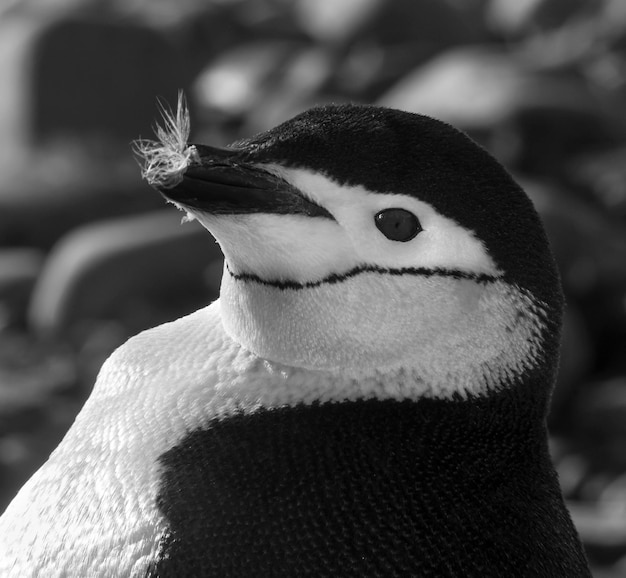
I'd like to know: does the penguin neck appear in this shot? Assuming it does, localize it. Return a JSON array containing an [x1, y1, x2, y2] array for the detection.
[[217, 262, 552, 400], [147, 299, 580, 577]]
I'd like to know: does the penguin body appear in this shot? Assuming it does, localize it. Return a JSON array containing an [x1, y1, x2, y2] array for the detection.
[[0, 102, 590, 576]]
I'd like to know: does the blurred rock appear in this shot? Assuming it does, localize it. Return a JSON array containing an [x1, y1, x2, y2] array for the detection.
[[485, 0, 543, 35], [193, 36, 342, 138], [73, 319, 135, 389], [490, 0, 626, 86], [206, 0, 489, 136], [0, 143, 162, 249], [378, 47, 625, 177], [573, 378, 626, 472], [379, 47, 526, 128], [1, 0, 96, 16], [0, 10, 186, 147], [569, 499, 626, 569], [296, 0, 483, 50], [294, 0, 381, 44], [0, 10, 193, 248], [549, 302, 594, 431], [552, 441, 589, 497], [599, 474, 626, 515], [0, 328, 81, 515], [314, 0, 485, 100], [194, 41, 309, 122], [155, 1, 254, 85], [0, 331, 76, 420], [613, 555, 626, 577], [526, 180, 626, 300], [116, 0, 242, 30], [28, 210, 223, 340], [566, 147, 626, 220], [238, 46, 339, 136], [486, 0, 593, 37], [0, 248, 44, 329], [525, 180, 626, 372]]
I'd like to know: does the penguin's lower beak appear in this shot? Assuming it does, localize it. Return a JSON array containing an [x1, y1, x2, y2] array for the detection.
[[157, 144, 333, 219]]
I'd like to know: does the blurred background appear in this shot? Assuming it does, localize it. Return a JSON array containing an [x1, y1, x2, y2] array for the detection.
[[0, 0, 625, 574]]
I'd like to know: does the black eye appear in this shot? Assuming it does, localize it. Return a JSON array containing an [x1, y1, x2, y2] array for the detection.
[[374, 208, 422, 242]]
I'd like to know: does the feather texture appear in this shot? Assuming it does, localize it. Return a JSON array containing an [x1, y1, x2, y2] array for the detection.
[[134, 91, 195, 189]]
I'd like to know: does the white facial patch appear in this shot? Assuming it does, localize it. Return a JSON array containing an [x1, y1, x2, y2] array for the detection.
[[191, 162, 545, 395], [191, 165, 500, 287], [267, 165, 501, 278], [220, 268, 547, 395], [194, 212, 355, 284]]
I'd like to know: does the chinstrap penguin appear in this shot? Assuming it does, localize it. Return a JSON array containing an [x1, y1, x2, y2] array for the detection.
[[0, 98, 591, 577]]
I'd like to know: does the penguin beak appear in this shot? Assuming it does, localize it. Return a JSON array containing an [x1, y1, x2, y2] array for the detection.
[[157, 144, 333, 219]]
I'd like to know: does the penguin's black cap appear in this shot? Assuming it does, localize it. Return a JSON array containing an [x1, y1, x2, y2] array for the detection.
[[232, 104, 561, 310]]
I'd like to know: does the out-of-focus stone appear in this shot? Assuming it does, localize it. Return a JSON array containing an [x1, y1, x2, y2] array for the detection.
[[379, 47, 544, 127], [194, 40, 338, 138], [322, 0, 485, 99], [566, 147, 626, 220], [526, 180, 626, 296], [0, 143, 162, 249], [194, 41, 304, 120], [378, 46, 609, 129], [379, 47, 625, 176], [525, 180, 626, 375], [549, 302, 594, 431], [294, 0, 381, 44], [486, 0, 592, 36], [0, 331, 76, 420], [0, 340, 82, 515], [136, 1, 251, 91], [0, 248, 44, 329], [613, 555, 626, 577], [568, 499, 626, 568], [28, 210, 223, 339], [237, 46, 338, 136], [0, 10, 186, 147], [521, 179, 626, 436], [0, 10, 190, 248], [552, 443, 589, 497], [573, 378, 626, 473], [296, 0, 482, 48]]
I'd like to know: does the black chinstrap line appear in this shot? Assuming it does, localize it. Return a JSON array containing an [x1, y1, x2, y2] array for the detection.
[[226, 263, 500, 291]]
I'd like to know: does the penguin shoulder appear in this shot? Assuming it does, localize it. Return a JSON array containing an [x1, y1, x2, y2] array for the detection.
[[0, 301, 245, 577], [86, 298, 307, 423], [90, 300, 236, 398]]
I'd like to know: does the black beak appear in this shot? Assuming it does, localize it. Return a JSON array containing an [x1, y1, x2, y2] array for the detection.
[[157, 144, 333, 219]]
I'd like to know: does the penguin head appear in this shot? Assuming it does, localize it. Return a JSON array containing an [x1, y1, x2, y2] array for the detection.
[[139, 102, 562, 398]]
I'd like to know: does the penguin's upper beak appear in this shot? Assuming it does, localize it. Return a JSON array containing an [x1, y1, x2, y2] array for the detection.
[[157, 144, 333, 219]]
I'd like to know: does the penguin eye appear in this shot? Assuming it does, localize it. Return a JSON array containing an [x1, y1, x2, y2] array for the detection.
[[374, 208, 422, 242]]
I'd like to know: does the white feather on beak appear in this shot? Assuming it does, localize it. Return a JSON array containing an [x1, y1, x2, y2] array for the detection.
[[134, 92, 196, 190]]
